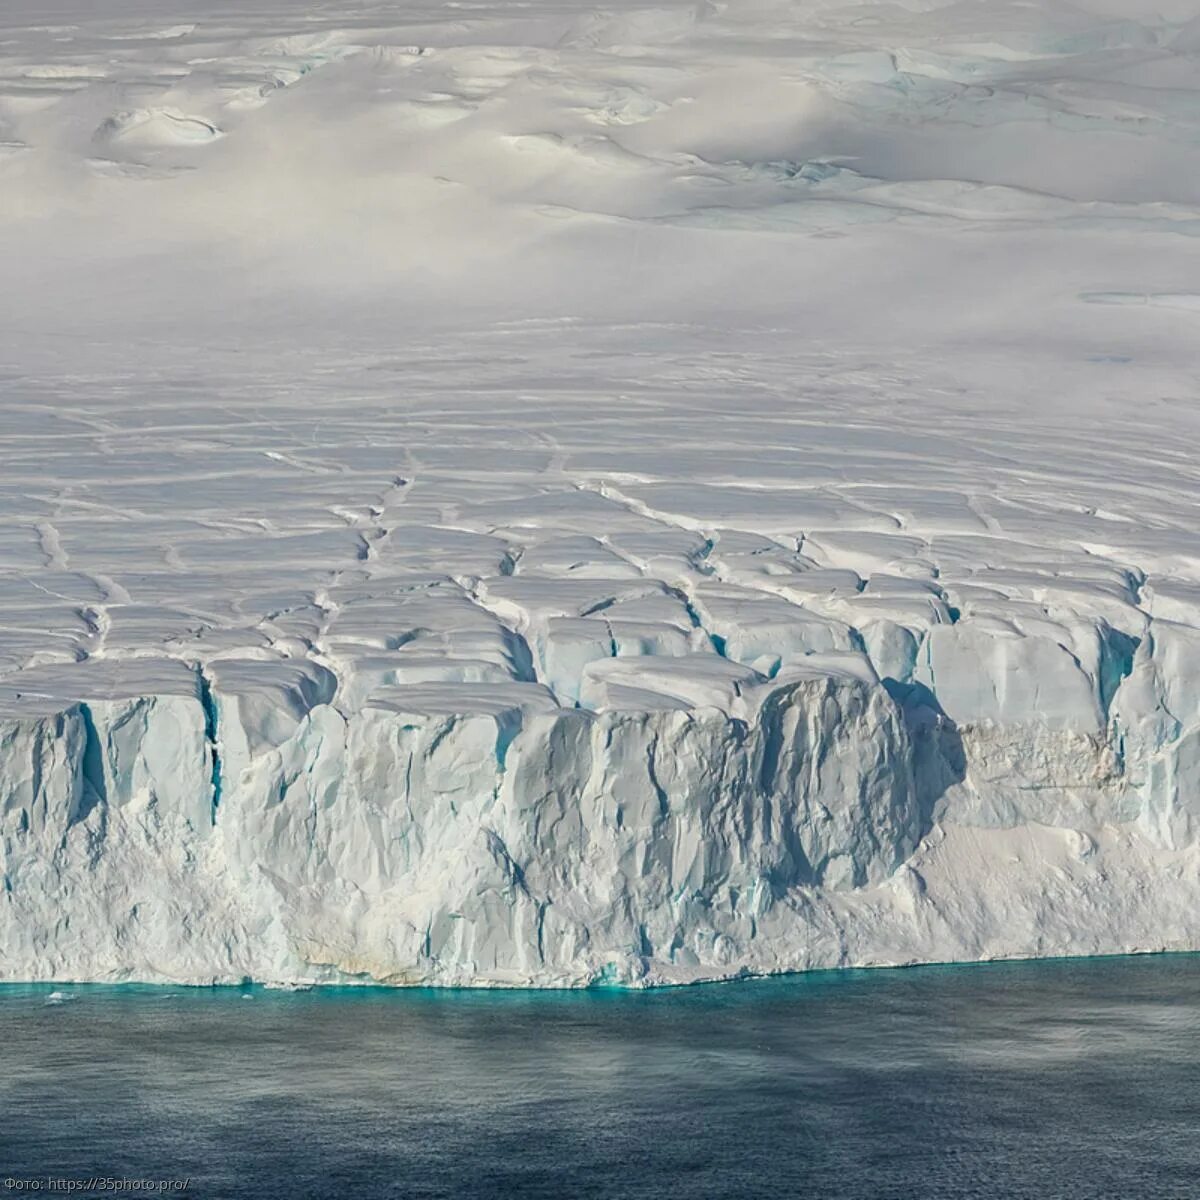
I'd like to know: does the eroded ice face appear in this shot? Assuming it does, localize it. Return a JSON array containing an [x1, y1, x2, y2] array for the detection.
[[0, 0, 1198, 988]]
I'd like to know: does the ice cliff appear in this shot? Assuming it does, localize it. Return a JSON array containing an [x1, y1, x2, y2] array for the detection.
[[3, 559, 1200, 986]]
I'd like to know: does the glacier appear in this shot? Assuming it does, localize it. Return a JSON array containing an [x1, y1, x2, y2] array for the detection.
[[1, 0, 1199, 985]]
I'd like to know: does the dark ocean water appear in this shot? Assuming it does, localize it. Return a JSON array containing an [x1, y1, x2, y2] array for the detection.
[[2, 955, 1198, 1199]]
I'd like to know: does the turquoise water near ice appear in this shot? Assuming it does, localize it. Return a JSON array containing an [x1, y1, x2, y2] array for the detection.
[[3, 955, 1199, 1199]]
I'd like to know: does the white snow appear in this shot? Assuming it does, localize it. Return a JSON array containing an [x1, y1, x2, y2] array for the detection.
[[0, 0, 1199, 986]]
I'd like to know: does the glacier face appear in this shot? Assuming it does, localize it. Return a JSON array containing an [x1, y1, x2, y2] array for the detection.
[[4, 564, 1199, 987], [1, 0, 1200, 984]]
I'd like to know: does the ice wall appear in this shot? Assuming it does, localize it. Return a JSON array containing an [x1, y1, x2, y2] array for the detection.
[[3, 572, 1199, 986]]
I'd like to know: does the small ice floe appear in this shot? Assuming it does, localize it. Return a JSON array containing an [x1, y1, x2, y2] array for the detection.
[[44, 991, 75, 1006], [263, 981, 313, 992]]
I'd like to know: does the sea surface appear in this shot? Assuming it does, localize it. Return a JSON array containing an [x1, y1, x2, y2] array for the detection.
[[2, 955, 1198, 1199]]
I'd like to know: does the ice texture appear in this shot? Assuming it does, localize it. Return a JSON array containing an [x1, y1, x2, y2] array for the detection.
[[1, 0, 1200, 985]]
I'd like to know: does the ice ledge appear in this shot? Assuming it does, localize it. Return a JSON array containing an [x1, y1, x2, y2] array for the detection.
[[1, 621, 1198, 987]]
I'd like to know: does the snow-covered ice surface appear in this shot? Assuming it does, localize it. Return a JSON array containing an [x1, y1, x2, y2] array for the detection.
[[1, 0, 1200, 986]]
